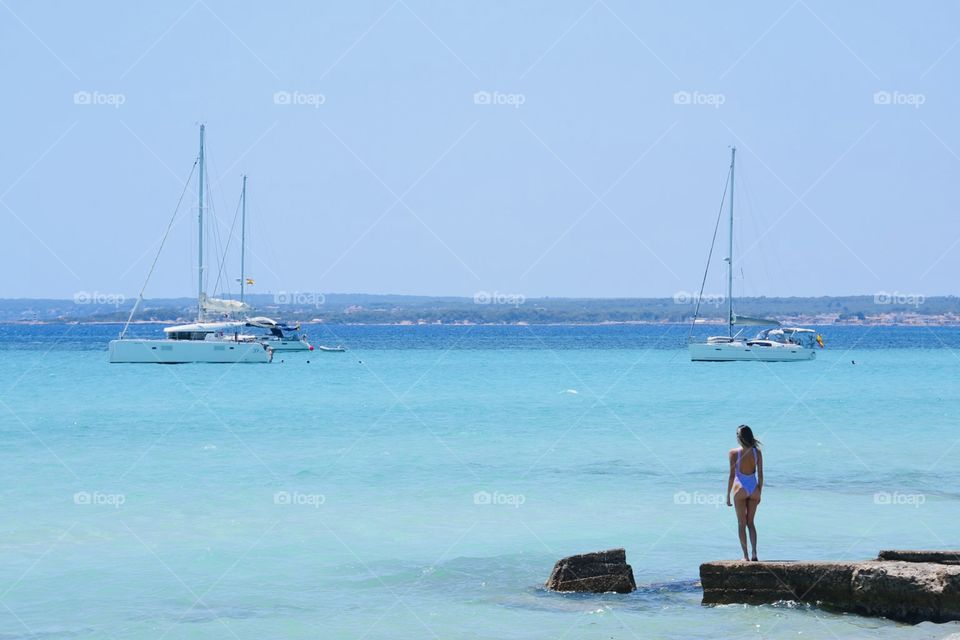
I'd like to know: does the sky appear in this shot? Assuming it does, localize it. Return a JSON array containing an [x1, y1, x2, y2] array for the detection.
[[1, 1, 959, 300]]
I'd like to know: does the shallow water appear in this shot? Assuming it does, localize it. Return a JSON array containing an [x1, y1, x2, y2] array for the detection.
[[2, 324, 959, 638]]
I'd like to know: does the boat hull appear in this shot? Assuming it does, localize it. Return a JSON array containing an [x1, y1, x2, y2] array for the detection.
[[265, 339, 312, 352], [689, 342, 816, 362], [109, 339, 272, 363]]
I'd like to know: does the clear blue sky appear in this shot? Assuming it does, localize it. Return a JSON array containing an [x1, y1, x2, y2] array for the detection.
[[2, 1, 958, 300]]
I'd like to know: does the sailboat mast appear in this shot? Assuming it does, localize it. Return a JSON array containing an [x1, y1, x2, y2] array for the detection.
[[197, 124, 206, 321], [727, 146, 735, 337], [240, 174, 247, 304]]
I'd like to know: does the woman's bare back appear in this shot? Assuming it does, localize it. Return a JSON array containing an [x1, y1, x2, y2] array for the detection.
[[731, 447, 758, 474]]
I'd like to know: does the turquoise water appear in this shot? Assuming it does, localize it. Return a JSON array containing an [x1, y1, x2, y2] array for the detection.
[[3, 324, 960, 639]]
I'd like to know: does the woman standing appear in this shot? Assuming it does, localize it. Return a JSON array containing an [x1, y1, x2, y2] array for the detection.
[[726, 425, 763, 561]]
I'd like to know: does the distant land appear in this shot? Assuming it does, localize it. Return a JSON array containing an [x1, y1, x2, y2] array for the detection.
[[0, 293, 955, 326]]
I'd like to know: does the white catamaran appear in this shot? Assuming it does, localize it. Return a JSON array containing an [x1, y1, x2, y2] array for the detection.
[[109, 125, 272, 363], [688, 148, 822, 362]]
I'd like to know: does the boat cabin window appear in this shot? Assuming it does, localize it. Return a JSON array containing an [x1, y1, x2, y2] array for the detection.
[[167, 331, 209, 341]]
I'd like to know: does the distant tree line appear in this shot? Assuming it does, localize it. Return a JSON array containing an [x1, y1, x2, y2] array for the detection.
[[3, 294, 958, 324]]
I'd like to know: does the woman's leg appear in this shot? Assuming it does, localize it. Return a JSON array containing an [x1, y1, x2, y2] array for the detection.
[[745, 496, 760, 560], [733, 490, 749, 561]]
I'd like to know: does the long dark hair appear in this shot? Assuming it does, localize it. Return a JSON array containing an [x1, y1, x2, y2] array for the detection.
[[737, 424, 761, 449]]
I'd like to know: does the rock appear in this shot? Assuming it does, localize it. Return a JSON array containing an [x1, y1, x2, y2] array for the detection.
[[700, 560, 856, 605], [546, 548, 637, 594], [700, 559, 960, 623], [878, 550, 960, 565]]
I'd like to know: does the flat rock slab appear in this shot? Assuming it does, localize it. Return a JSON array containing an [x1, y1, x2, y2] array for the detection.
[[546, 548, 637, 594], [878, 550, 960, 565], [700, 560, 960, 623]]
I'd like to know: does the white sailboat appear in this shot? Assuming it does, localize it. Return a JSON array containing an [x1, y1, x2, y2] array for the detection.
[[109, 125, 272, 364], [227, 175, 313, 352], [688, 148, 821, 362]]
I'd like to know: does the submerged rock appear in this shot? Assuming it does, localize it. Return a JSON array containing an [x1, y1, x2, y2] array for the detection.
[[700, 557, 960, 623], [545, 548, 637, 594]]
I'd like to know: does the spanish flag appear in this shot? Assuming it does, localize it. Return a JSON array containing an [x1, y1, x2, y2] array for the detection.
[[245, 278, 255, 285]]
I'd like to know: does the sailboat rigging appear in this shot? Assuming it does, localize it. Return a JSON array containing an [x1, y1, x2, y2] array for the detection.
[[109, 125, 272, 363], [688, 148, 822, 362]]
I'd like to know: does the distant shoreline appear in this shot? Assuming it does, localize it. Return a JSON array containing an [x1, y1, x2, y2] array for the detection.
[[5, 319, 960, 328], [3, 294, 957, 326]]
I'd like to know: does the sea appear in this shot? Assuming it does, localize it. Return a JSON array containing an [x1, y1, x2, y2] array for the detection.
[[2, 323, 960, 639]]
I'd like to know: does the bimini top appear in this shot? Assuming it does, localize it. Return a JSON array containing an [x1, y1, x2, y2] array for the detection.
[[246, 316, 301, 332], [246, 316, 278, 328], [164, 321, 246, 334], [755, 327, 818, 341]]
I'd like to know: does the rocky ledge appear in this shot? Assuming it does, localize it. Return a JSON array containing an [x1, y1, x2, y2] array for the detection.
[[546, 548, 637, 594], [878, 549, 960, 565], [700, 551, 960, 623]]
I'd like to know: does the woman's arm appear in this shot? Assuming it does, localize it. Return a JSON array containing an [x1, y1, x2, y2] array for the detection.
[[756, 449, 764, 492], [726, 450, 735, 506]]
